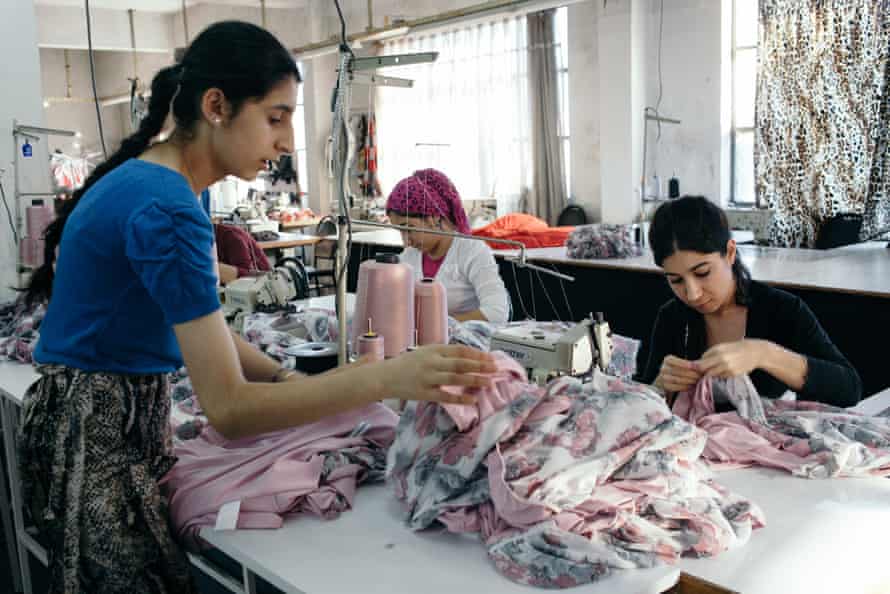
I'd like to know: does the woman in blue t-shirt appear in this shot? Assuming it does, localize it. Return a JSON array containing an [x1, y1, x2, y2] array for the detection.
[[21, 21, 494, 593]]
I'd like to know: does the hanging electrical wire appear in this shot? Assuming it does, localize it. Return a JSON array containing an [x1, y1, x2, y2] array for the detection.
[[0, 179, 18, 244], [84, 0, 108, 160]]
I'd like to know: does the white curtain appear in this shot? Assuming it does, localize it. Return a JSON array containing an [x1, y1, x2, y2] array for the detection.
[[376, 17, 531, 215]]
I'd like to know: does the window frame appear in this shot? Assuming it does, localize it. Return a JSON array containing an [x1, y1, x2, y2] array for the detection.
[[730, 0, 758, 207]]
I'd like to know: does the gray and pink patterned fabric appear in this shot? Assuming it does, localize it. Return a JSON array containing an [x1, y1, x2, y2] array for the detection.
[[164, 403, 398, 550], [0, 298, 46, 363], [387, 355, 763, 588], [565, 224, 642, 260], [674, 376, 890, 478]]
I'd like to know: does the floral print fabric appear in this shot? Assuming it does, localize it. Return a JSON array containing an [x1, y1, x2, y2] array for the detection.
[[674, 376, 890, 478], [387, 360, 763, 588]]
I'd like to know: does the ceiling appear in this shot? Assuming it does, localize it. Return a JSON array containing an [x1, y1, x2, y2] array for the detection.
[[33, 0, 307, 13]]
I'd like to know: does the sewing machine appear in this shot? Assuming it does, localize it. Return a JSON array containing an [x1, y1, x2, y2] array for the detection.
[[222, 258, 309, 316], [489, 314, 613, 385]]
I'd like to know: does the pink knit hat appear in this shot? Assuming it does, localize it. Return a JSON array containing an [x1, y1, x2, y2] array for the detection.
[[386, 169, 471, 234]]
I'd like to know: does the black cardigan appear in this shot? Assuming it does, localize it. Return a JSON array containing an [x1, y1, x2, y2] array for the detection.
[[639, 281, 862, 407]]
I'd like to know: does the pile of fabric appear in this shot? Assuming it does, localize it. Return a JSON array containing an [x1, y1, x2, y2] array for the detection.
[[0, 298, 46, 363], [387, 354, 764, 588], [565, 224, 642, 260], [674, 376, 890, 478], [163, 403, 398, 550], [472, 213, 574, 249]]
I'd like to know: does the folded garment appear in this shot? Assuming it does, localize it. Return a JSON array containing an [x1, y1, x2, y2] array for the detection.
[[674, 376, 890, 478], [388, 366, 763, 588], [164, 403, 398, 550]]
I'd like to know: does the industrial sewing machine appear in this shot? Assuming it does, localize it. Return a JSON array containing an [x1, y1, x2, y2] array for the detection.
[[222, 258, 310, 316], [489, 314, 613, 385]]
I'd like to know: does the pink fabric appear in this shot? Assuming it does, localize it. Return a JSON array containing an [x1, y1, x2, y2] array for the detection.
[[386, 169, 471, 234], [674, 376, 890, 478], [439, 352, 538, 431], [389, 370, 764, 588], [163, 403, 398, 549], [421, 253, 444, 278]]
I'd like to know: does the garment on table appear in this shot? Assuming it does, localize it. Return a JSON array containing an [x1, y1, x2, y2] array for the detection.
[[18, 365, 196, 594], [674, 376, 890, 478], [163, 403, 397, 550], [400, 238, 509, 323], [214, 223, 271, 277], [565, 224, 642, 259], [471, 213, 574, 249], [0, 298, 46, 363], [35, 159, 220, 374], [388, 356, 763, 588], [639, 281, 861, 407]]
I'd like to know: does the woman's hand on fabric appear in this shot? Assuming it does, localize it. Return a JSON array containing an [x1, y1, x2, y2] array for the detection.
[[372, 344, 497, 405], [697, 339, 765, 379], [654, 355, 702, 394]]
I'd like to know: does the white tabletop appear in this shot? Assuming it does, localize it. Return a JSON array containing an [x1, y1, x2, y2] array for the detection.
[[0, 360, 39, 406], [200, 466, 890, 594], [495, 243, 890, 298]]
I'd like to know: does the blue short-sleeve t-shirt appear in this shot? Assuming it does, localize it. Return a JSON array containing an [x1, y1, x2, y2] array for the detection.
[[34, 159, 221, 373]]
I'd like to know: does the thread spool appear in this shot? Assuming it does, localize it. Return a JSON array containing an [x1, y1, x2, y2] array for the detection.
[[352, 253, 414, 358], [284, 342, 339, 375], [26, 204, 53, 238], [414, 278, 448, 346], [20, 238, 44, 267], [357, 318, 385, 362]]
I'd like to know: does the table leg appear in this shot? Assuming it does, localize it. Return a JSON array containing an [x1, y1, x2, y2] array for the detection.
[[1, 399, 31, 594]]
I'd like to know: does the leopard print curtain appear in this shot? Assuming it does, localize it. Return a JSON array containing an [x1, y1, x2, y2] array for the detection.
[[755, 1, 890, 247]]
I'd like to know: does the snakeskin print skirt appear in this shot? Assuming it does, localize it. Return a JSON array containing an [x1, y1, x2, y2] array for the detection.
[[18, 364, 196, 594]]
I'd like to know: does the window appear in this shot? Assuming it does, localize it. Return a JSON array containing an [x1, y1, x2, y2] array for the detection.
[[731, 0, 758, 205], [376, 8, 571, 214], [555, 6, 571, 199], [294, 62, 308, 198]]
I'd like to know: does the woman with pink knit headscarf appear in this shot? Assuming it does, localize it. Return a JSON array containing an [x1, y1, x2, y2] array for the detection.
[[386, 169, 509, 323]]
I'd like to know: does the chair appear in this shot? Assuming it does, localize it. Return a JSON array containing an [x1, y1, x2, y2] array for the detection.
[[815, 214, 862, 250], [557, 204, 588, 227], [308, 216, 338, 295]]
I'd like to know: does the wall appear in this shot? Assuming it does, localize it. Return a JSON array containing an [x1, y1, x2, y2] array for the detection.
[[35, 4, 175, 50], [642, 0, 723, 206], [566, 0, 600, 220], [172, 3, 314, 48], [1, 2, 50, 300]]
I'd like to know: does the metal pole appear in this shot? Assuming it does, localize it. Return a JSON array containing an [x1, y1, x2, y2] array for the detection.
[[181, 0, 189, 44], [336, 216, 349, 363]]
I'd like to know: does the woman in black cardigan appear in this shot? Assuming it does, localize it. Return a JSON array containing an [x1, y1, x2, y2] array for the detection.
[[640, 196, 861, 407]]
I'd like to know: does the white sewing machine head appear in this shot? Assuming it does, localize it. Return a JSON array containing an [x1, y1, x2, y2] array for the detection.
[[489, 314, 613, 384]]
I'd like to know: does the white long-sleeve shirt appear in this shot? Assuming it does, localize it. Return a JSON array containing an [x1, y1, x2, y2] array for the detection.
[[400, 238, 510, 324]]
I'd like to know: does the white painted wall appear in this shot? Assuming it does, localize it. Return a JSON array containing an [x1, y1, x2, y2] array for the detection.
[[642, 0, 723, 206], [172, 3, 314, 48], [567, 1, 600, 221], [1, 2, 49, 300], [35, 4, 175, 51]]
